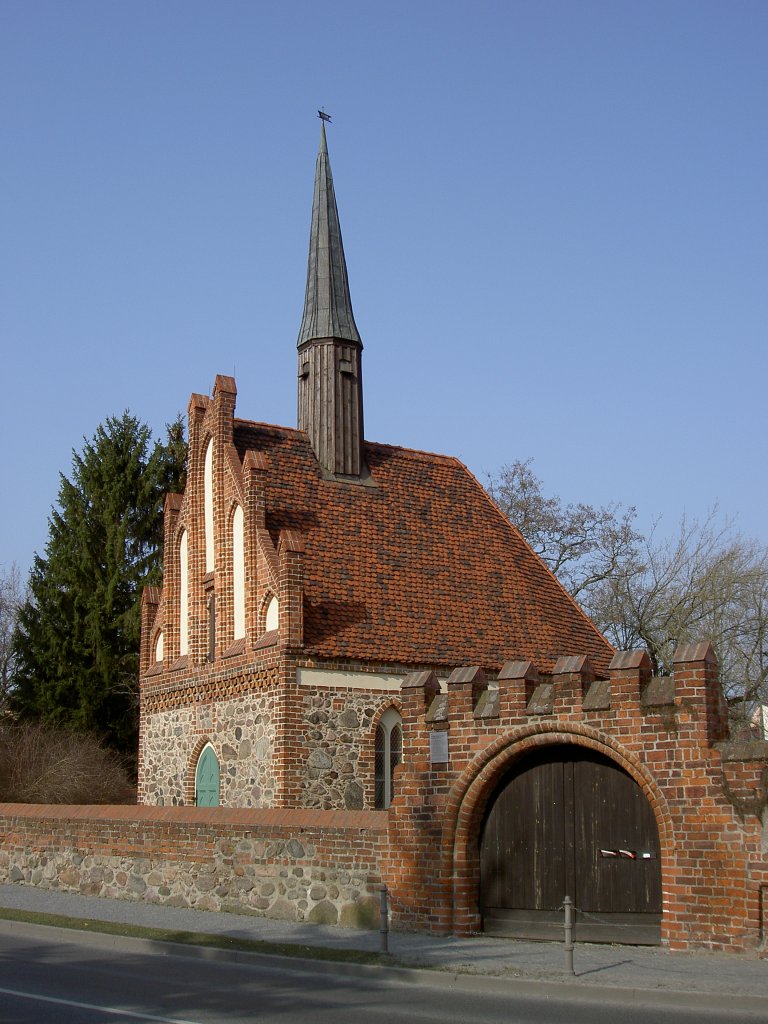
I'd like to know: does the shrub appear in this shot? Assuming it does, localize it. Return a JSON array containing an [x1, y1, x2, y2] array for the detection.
[[0, 722, 136, 804]]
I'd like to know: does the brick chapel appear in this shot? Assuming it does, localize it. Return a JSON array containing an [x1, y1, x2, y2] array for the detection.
[[134, 121, 768, 949]]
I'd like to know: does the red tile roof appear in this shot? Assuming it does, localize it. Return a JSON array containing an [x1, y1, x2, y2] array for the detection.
[[234, 421, 614, 675]]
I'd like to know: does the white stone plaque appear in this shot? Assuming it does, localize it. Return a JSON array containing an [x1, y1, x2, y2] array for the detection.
[[430, 730, 449, 764]]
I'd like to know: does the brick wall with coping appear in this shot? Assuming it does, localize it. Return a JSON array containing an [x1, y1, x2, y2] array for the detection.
[[0, 804, 386, 928]]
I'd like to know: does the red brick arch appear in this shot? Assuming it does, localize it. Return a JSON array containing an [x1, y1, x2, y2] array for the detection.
[[258, 590, 278, 633], [367, 700, 403, 810], [225, 498, 242, 529], [370, 699, 403, 733], [439, 722, 674, 935]]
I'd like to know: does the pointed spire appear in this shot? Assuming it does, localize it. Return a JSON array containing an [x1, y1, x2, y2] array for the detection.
[[297, 121, 361, 347], [297, 118, 366, 479]]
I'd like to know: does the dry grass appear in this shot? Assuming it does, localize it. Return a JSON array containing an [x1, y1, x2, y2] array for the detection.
[[0, 907, 391, 966], [0, 722, 136, 804]]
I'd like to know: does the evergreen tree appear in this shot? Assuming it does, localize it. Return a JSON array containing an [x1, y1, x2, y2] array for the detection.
[[12, 413, 185, 758]]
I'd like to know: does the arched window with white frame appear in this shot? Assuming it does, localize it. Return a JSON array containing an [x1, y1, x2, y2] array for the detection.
[[374, 707, 402, 810], [232, 504, 245, 640], [179, 529, 189, 656], [204, 438, 214, 573]]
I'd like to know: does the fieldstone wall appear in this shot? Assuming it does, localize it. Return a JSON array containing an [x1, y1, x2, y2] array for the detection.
[[300, 688, 398, 810], [0, 805, 386, 928], [140, 690, 278, 807]]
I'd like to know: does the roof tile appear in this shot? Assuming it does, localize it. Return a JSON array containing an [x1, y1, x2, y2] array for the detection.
[[234, 420, 614, 674]]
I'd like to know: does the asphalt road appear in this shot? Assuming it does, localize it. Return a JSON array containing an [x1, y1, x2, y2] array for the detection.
[[0, 928, 763, 1024]]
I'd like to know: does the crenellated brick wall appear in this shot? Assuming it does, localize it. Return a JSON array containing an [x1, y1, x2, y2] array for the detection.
[[382, 643, 768, 951]]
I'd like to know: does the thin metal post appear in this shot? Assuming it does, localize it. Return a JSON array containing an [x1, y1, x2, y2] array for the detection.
[[379, 884, 389, 955], [563, 895, 575, 975]]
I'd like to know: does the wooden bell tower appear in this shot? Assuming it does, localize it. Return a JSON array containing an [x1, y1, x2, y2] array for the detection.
[[297, 116, 365, 479]]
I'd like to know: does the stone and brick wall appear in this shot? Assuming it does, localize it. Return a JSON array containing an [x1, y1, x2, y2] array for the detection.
[[138, 645, 284, 805], [2, 645, 767, 951], [0, 805, 386, 927], [140, 679, 402, 812], [140, 655, 404, 811], [140, 689, 280, 808], [298, 686, 400, 810]]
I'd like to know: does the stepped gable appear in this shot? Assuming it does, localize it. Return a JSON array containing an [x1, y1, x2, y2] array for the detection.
[[234, 418, 613, 673]]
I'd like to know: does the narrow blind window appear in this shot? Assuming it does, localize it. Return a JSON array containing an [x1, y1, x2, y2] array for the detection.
[[389, 723, 402, 807], [179, 530, 188, 656], [207, 593, 215, 662], [204, 439, 214, 573], [232, 504, 245, 640], [374, 724, 386, 809]]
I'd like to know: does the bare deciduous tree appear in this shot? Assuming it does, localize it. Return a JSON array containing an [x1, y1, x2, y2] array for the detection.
[[487, 459, 642, 599], [487, 462, 768, 736], [0, 565, 25, 713]]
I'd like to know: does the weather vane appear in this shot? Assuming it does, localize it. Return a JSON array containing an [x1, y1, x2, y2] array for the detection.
[[318, 110, 332, 123]]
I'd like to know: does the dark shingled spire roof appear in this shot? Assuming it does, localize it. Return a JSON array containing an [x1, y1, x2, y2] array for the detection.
[[297, 121, 361, 347]]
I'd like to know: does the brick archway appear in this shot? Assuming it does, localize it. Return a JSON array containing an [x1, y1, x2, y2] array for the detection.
[[185, 736, 216, 806], [366, 700, 403, 810], [442, 723, 673, 935]]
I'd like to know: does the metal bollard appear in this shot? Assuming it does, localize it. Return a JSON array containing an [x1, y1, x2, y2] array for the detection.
[[379, 884, 389, 955], [563, 895, 575, 975]]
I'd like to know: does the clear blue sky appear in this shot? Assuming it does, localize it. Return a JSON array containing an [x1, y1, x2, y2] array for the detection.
[[2, 0, 767, 578]]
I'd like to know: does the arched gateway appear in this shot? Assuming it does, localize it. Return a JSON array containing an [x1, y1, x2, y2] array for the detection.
[[479, 744, 662, 944]]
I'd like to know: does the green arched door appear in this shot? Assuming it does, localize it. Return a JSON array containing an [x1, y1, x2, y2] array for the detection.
[[195, 746, 220, 807]]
